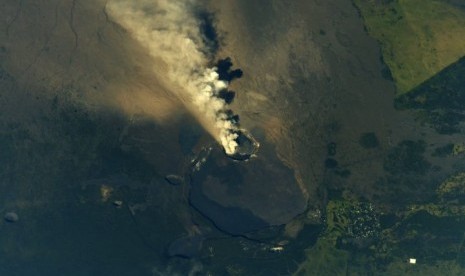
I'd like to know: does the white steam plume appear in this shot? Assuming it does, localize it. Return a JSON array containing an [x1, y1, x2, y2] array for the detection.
[[107, 0, 239, 155]]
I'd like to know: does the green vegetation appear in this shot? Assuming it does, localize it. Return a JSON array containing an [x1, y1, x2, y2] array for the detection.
[[325, 200, 380, 240], [381, 260, 463, 276], [294, 239, 349, 276], [334, 169, 351, 178], [257, 2, 465, 273], [359, 132, 380, 149], [294, 200, 379, 275], [353, 0, 465, 93], [383, 140, 430, 175], [432, 143, 454, 157], [327, 142, 337, 156], [325, 158, 339, 169], [295, 191, 465, 274], [452, 143, 465, 156], [431, 142, 465, 157], [394, 57, 465, 134], [407, 203, 465, 217], [437, 172, 465, 201]]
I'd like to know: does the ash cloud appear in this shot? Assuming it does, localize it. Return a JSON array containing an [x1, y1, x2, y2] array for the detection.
[[216, 57, 243, 82], [196, 10, 220, 56], [107, 0, 242, 155]]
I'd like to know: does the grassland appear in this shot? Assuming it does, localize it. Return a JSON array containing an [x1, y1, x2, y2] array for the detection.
[[353, 0, 465, 93], [394, 56, 465, 133]]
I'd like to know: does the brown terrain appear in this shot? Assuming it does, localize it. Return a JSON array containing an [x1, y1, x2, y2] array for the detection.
[[1, 0, 462, 274]]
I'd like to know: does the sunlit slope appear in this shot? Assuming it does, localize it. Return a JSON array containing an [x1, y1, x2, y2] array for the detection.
[[354, 0, 465, 94]]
